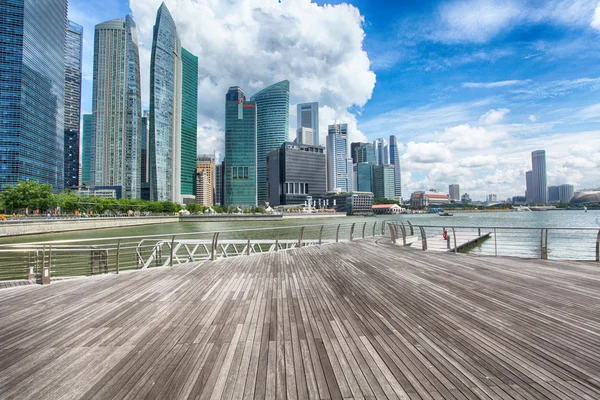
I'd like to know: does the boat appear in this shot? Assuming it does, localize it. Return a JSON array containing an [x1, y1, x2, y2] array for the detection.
[[584, 206, 588, 212], [438, 212, 453, 217]]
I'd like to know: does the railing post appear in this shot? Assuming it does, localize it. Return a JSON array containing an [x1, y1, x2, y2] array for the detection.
[[452, 227, 457, 254], [389, 223, 396, 244], [362, 222, 367, 238], [116, 239, 121, 274], [350, 223, 355, 241], [418, 226, 427, 251], [336, 224, 341, 243], [494, 228, 498, 257], [478, 227, 481, 236], [399, 223, 407, 246], [540, 229, 548, 260], [318, 225, 324, 245], [246, 238, 251, 255], [596, 230, 600, 262], [407, 221, 414, 236], [297, 227, 305, 248], [211, 232, 220, 261], [275, 231, 280, 251], [42, 245, 51, 285], [170, 235, 175, 266], [381, 221, 385, 235], [372, 221, 376, 237]]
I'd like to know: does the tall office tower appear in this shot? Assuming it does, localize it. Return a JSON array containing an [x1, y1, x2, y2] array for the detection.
[[525, 170, 533, 203], [92, 15, 142, 198], [326, 123, 349, 191], [373, 164, 395, 199], [357, 162, 373, 193], [0, 0, 67, 191], [80, 114, 93, 186], [181, 48, 198, 203], [356, 143, 376, 164], [214, 162, 224, 206], [149, 3, 182, 203], [448, 184, 460, 201], [350, 142, 364, 164], [558, 184, 574, 203], [346, 159, 354, 192], [296, 127, 314, 145], [531, 150, 547, 203], [389, 135, 401, 199], [373, 138, 388, 166], [297, 102, 319, 145], [140, 110, 150, 199], [548, 186, 559, 203], [251, 80, 290, 205], [225, 87, 257, 206], [196, 155, 214, 206], [266, 142, 326, 206], [63, 21, 83, 190]]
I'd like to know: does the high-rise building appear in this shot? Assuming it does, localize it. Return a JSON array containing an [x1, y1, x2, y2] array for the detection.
[[525, 170, 533, 203], [0, 0, 67, 191], [296, 127, 314, 145], [64, 21, 83, 190], [350, 142, 363, 164], [214, 162, 224, 206], [326, 124, 349, 191], [297, 102, 319, 145], [181, 48, 198, 203], [373, 138, 388, 166], [140, 110, 150, 200], [225, 87, 257, 206], [373, 164, 395, 199], [531, 150, 547, 203], [149, 3, 182, 203], [389, 135, 401, 199], [81, 114, 93, 186], [356, 143, 376, 164], [357, 163, 373, 193], [487, 194, 497, 203], [548, 185, 560, 203], [267, 142, 326, 206], [251, 80, 290, 205], [559, 184, 574, 203], [196, 155, 214, 206], [449, 184, 460, 201], [92, 15, 142, 198]]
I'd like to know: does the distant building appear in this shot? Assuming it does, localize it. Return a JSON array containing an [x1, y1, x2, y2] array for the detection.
[[411, 191, 450, 208], [196, 155, 214, 206], [571, 190, 600, 204], [346, 159, 354, 192], [512, 196, 526, 204], [356, 143, 376, 164], [373, 165, 395, 200], [80, 114, 93, 186], [548, 185, 559, 203], [296, 127, 314, 145], [266, 142, 326, 206], [372, 204, 403, 215], [181, 48, 198, 203], [356, 163, 373, 193], [214, 162, 224, 206], [449, 184, 460, 202], [140, 111, 150, 200], [373, 138, 388, 165], [461, 193, 472, 203], [559, 184, 574, 203], [525, 170, 533, 203], [297, 102, 319, 145], [346, 192, 374, 216], [64, 21, 83, 190], [531, 150, 547, 203], [389, 135, 402, 199], [487, 194, 497, 203], [350, 142, 363, 164], [326, 123, 350, 191]]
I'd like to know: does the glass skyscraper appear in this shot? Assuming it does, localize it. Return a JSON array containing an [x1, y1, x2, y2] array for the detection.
[[389, 135, 402, 199], [181, 47, 198, 201], [326, 123, 349, 191], [81, 114, 93, 186], [140, 110, 149, 200], [251, 80, 290, 205], [225, 87, 257, 206], [92, 15, 142, 198], [297, 102, 319, 145], [373, 164, 395, 199], [357, 162, 373, 193], [149, 3, 182, 203], [531, 150, 547, 204], [0, 0, 67, 191], [63, 21, 83, 190]]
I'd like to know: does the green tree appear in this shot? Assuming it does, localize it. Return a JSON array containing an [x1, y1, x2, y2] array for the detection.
[[0, 180, 54, 213]]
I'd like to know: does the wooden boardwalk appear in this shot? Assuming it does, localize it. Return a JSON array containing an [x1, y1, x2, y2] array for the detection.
[[1, 237, 600, 399]]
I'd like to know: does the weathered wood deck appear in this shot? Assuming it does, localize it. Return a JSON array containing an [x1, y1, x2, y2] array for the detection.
[[1, 237, 600, 399]]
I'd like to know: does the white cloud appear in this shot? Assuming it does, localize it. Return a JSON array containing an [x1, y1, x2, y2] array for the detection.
[[463, 80, 530, 88], [563, 157, 597, 169], [129, 0, 376, 154], [440, 124, 508, 149], [528, 114, 537, 122], [593, 2, 600, 29], [457, 154, 498, 168], [404, 142, 453, 164], [577, 103, 600, 120], [479, 108, 510, 125]]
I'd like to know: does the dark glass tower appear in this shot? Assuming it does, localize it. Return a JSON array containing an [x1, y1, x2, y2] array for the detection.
[[389, 135, 402, 199], [0, 0, 67, 191], [225, 87, 257, 206], [80, 114, 93, 186], [251, 80, 290, 205], [64, 21, 83, 190], [181, 47, 198, 200]]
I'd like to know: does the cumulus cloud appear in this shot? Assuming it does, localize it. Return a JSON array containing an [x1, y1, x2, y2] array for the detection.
[[593, 2, 600, 29], [528, 114, 537, 122], [479, 108, 510, 125], [439, 123, 508, 149], [404, 142, 453, 164], [129, 0, 375, 154], [457, 154, 498, 168]]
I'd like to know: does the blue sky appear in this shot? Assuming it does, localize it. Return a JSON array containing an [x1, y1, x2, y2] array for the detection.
[[70, 0, 600, 200]]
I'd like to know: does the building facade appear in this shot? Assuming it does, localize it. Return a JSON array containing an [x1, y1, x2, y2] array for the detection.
[[0, 0, 67, 191], [225, 87, 257, 206], [373, 164, 395, 200], [374, 138, 388, 165], [80, 114, 93, 186], [531, 150, 547, 204], [214, 162, 224, 206], [449, 184, 460, 201], [251, 80, 290, 205], [525, 170, 533, 203], [195, 155, 214, 206], [356, 143, 376, 164], [559, 184, 574, 203], [140, 110, 149, 199], [357, 162, 373, 193], [92, 15, 142, 198], [266, 142, 326, 206], [181, 48, 198, 203], [64, 21, 83, 190], [149, 3, 182, 202], [548, 186, 559, 203], [411, 191, 450, 208], [389, 135, 401, 199], [296, 127, 314, 145], [297, 102, 319, 145], [326, 123, 349, 191]]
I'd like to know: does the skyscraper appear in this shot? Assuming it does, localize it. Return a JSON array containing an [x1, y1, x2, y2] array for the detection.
[[92, 15, 142, 198], [80, 114, 93, 186], [215, 162, 224, 206], [525, 170, 533, 203], [149, 3, 182, 203], [357, 163, 373, 193], [326, 124, 349, 191], [64, 21, 83, 190], [140, 110, 149, 200], [251, 80, 290, 205], [531, 150, 547, 203], [389, 135, 402, 199], [373, 164, 395, 199], [296, 127, 314, 145], [225, 87, 257, 206], [181, 48, 198, 203], [297, 102, 319, 145], [548, 186, 559, 203], [356, 143, 376, 164], [558, 184, 574, 203], [196, 155, 214, 206], [449, 184, 460, 201], [350, 142, 363, 164], [373, 138, 388, 166], [0, 0, 67, 191]]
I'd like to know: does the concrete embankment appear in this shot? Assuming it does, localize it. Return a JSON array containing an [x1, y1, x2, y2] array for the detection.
[[0, 217, 179, 237], [179, 212, 348, 222]]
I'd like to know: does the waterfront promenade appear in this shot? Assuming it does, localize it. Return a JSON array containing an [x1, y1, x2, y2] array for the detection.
[[1, 237, 599, 399]]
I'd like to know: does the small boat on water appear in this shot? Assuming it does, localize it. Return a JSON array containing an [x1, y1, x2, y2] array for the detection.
[[584, 206, 588, 212], [438, 212, 453, 217]]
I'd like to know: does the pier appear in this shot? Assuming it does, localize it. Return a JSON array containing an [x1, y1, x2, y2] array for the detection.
[[1, 237, 600, 399]]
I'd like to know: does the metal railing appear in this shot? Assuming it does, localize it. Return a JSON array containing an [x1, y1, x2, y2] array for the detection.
[[388, 222, 600, 261], [0, 221, 387, 283]]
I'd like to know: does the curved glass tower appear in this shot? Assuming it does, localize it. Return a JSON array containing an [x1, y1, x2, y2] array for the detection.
[[250, 80, 289, 205], [149, 2, 182, 203]]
